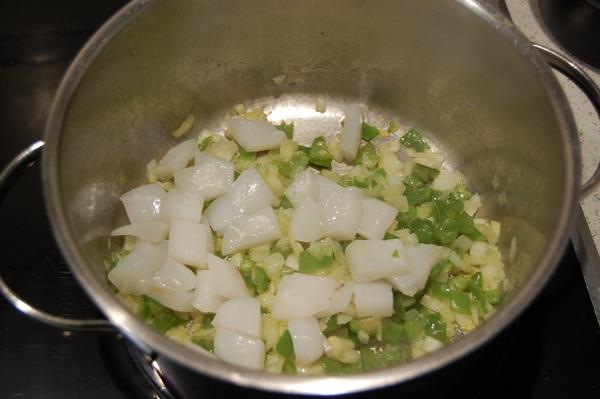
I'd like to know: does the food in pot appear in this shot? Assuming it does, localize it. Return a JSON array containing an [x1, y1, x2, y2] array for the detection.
[[106, 104, 507, 375]]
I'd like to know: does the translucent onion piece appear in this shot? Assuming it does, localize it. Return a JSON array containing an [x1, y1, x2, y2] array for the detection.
[[387, 244, 443, 297], [168, 221, 212, 268], [153, 139, 197, 181], [214, 328, 265, 370], [191, 270, 226, 313], [146, 285, 195, 312], [357, 197, 399, 240], [320, 187, 362, 241], [213, 297, 262, 339], [222, 206, 282, 255], [285, 170, 319, 208], [174, 162, 233, 201], [353, 281, 394, 317], [315, 282, 354, 318], [272, 274, 338, 320], [152, 257, 196, 292], [340, 104, 362, 162], [288, 317, 324, 365], [207, 253, 249, 299], [120, 183, 164, 223], [346, 239, 409, 282], [110, 222, 168, 242], [226, 118, 285, 152], [108, 241, 168, 295], [159, 189, 204, 223], [289, 199, 323, 243]]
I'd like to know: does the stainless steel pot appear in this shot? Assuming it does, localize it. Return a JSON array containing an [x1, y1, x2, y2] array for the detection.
[[2, 0, 600, 395]]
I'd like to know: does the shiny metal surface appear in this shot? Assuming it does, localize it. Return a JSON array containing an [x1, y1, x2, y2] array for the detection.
[[40, 0, 581, 394], [532, 44, 600, 196], [0, 141, 115, 332]]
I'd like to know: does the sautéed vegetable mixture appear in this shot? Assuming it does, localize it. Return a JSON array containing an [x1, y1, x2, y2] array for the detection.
[[106, 103, 507, 374]]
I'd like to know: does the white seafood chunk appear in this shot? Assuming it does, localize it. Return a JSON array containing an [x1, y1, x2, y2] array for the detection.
[[226, 118, 285, 152], [110, 222, 168, 242], [213, 297, 262, 339], [387, 244, 443, 296], [345, 239, 409, 282], [159, 189, 204, 223], [288, 318, 324, 365], [432, 170, 462, 192], [146, 285, 195, 312], [221, 206, 281, 255], [321, 187, 362, 240], [315, 282, 354, 318], [272, 274, 338, 320], [153, 139, 197, 181], [357, 197, 399, 240], [191, 270, 226, 313], [151, 257, 196, 292], [314, 175, 344, 206], [289, 200, 323, 243], [285, 170, 319, 208], [214, 328, 265, 370], [207, 253, 249, 299], [120, 183, 164, 223], [168, 221, 212, 268], [340, 104, 362, 162], [108, 241, 168, 295], [205, 168, 276, 233], [174, 161, 233, 201], [353, 281, 394, 317]]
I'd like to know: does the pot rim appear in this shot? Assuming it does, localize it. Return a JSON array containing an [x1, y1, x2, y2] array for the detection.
[[42, 0, 580, 395]]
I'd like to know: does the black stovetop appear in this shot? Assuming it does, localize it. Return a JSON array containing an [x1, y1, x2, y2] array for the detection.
[[1, 1, 599, 398]]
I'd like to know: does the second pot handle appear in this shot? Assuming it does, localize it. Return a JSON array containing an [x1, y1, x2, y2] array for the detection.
[[534, 44, 600, 196], [0, 141, 115, 332]]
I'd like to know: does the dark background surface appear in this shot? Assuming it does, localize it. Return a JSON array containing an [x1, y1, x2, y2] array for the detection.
[[0, 1, 599, 398]]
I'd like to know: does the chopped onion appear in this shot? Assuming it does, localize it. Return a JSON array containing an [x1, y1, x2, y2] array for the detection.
[[168, 221, 212, 268], [387, 244, 443, 296], [151, 257, 196, 292], [207, 253, 249, 299], [214, 328, 265, 370], [213, 297, 262, 339], [289, 199, 323, 243], [357, 197, 399, 240], [272, 274, 339, 320], [154, 139, 197, 181], [288, 317, 324, 365], [110, 222, 168, 242], [120, 183, 164, 223], [221, 206, 282, 255], [340, 104, 362, 162], [191, 270, 226, 313], [346, 239, 409, 282], [353, 281, 394, 317], [226, 118, 285, 152]]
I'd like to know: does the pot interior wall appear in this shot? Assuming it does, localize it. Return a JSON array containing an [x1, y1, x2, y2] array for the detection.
[[56, 0, 570, 325]]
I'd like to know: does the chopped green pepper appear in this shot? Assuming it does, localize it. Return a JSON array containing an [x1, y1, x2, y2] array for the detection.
[[361, 122, 379, 141], [198, 135, 214, 151], [308, 136, 333, 168], [251, 266, 270, 295], [276, 330, 295, 360], [276, 121, 294, 139], [321, 357, 343, 374], [404, 186, 433, 206], [412, 164, 439, 183], [192, 338, 214, 353], [424, 313, 448, 343], [410, 218, 435, 244], [355, 142, 380, 169], [298, 250, 333, 273], [399, 128, 429, 152]]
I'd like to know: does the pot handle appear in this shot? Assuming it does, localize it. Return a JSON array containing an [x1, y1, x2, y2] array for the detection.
[[0, 141, 115, 332], [534, 44, 600, 196]]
